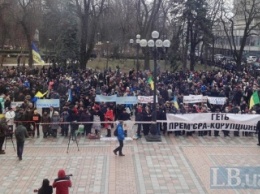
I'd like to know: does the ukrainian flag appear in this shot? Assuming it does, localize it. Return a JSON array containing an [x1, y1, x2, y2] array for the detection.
[[147, 77, 154, 90], [32, 42, 45, 65], [172, 96, 179, 110], [35, 91, 48, 98]]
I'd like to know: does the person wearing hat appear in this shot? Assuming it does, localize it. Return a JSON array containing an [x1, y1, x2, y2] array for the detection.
[[53, 169, 72, 194], [113, 120, 125, 156]]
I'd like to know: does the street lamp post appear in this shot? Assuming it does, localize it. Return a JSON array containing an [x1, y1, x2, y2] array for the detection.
[[106, 41, 109, 70], [48, 39, 52, 66], [136, 34, 141, 72], [130, 34, 141, 72], [140, 31, 170, 142], [129, 39, 135, 66]]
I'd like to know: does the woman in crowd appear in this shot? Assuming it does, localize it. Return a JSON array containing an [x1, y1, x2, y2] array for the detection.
[[51, 111, 60, 138]]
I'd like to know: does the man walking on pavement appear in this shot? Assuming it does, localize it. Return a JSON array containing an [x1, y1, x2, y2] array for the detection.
[[15, 122, 28, 160], [113, 120, 125, 156]]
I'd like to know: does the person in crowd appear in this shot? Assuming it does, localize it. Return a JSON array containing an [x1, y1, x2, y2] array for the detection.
[[51, 111, 60, 138], [53, 169, 72, 194], [257, 119, 260, 146], [104, 107, 114, 137], [223, 107, 230, 137], [118, 107, 131, 121], [5, 107, 15, 133], [24, 107, 34, 136], [0, 100, 2, 114], [214, 108, 220, 137], [135, 104, 143, 138], [113, 120, 125, 156], [4, 96, 11, 110], [41, 111, 51, 138], [15, 122, 28, 160], [1, 65, 260, 139], [142, 106, 152, 136], [0, 118, 8, 154], [32, 110, 41, 137], [79, 108, 93, 136], [91, 107, 102, 136], [49, 106, 55, 118], [36, 179, 53, 194], [60, 107, 70, 137], [69, 107, 79, 138]]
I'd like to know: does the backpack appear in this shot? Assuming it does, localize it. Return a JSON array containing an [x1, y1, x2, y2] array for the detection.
[[113, 126, 118, 136]]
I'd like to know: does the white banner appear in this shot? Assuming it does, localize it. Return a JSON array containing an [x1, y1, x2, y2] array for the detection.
[[137, 96, 158, 104], [11, 101, 24, 109], [183, 95, 208, 104], [116, 96, 137, 104], [95, 95, 117, 102], [167, 113, 259, 132], [207, 97, 227, 105], [36, 99, 60, 108]]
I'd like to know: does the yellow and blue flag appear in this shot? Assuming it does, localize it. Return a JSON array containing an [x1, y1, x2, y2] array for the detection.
[[147, 77, 154, 90], [172, 96, 179, 110], [35, 91, 48, 98], [32, 42, 45, 65]]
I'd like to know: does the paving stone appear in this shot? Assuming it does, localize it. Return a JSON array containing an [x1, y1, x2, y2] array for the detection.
[[0, 131, 259, 193]]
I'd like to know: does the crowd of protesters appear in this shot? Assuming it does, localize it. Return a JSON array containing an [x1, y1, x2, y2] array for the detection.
[[0, 63, 259, 140]]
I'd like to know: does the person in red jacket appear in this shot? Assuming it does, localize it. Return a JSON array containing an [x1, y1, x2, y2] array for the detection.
[[104, 107, 114, 137], [52, 169, 72, 194]]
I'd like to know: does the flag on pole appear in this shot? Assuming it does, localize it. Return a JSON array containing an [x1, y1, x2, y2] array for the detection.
[[147, 77, 154, 90], [67, 89, 72, 102], [172, 96, 179, 110], [249, 91, 260, 109], [32, 42, 45, 65], [35, 91, 48, 98]]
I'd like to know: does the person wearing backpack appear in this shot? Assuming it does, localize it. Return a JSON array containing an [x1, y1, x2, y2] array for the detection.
[[113, 120, 125, 156]]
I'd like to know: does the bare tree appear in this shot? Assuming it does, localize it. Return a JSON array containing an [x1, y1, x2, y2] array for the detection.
[[106, 0, 137, 60], [220, 0, 260, 67], [204, 0, 222, 62], [7, 0, 42, 67], [75, 0, 105, 69]]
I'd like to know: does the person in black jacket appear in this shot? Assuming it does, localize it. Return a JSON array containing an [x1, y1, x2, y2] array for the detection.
[[79, 109, 93, 136], [257, 120, 260, 146], [118, 108, 130, 121], [0, 102, 2, 114], [142, 106, 152, 136], [36, 179, 53, 194], [0, 118, 8, 154]]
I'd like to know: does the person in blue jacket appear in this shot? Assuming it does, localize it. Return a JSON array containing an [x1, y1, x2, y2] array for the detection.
[[113, 120, 125, 156]]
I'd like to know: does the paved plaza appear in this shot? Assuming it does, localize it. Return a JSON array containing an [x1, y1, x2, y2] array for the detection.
[[0, 127, 259, 194]]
